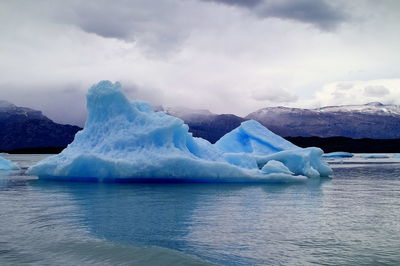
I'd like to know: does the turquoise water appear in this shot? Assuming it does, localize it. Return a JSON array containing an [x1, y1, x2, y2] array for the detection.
[[1, 154, 400, 265]]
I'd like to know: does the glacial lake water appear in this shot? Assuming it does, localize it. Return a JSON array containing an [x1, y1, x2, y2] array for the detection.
[[1, 154, 400, 265]]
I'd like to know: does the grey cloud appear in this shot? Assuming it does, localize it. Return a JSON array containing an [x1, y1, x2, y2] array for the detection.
[[54, 0, 190, 52], [330, 91, 346, 100], [259, 0, 348, 31], [61, 1, 139, 40], [3, 0, 348, 56], [364, 85, 390, 97], [0, 83, 87, 126], [202, 0, 262, 8], [336, 82, 354, 90], [203, 0, 348, 30], [328, 83, 353, 101], [121, 82, 165, 106], [252, 88, 298, 103]]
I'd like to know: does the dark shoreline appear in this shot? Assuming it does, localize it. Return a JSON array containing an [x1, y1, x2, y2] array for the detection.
[[286, 137, 400, 153], [1, 147, 66, 154]]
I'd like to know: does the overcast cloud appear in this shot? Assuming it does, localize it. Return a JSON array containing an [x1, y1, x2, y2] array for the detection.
[[205, 0, 349, 30], [0, 0, 399, 126]]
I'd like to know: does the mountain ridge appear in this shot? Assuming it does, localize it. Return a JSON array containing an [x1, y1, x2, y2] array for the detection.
[[1, 100, 399, 152], [0, 101, 81, 151], [159, 102, 400, 140], [245, 102, 400, 139]]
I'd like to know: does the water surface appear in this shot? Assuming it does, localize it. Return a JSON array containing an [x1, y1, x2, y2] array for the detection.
[[1, 154, 400, 265]]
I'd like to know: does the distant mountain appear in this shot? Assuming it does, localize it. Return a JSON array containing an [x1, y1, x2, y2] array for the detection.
[[0, 100, 81, 151], [246, 102, 400, 139], [316, 102, 400, 115], [162, 107, 246, 143], [2, 99, 399, 153], [161, 102, 400, 142]]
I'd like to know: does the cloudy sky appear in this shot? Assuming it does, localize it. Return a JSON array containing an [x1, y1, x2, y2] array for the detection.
[[0, 0, 399, 126]]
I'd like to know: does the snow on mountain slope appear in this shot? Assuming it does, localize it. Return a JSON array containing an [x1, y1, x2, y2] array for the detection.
[[249, 102, 400, 117], [246, 102, 400, 139], [317, 102, 400, 116]]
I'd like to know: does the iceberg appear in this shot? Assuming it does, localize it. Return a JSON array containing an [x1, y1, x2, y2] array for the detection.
[[358, 154, 390, 159], [28, 81, 332, 182], [0, 155, 19, 170], [323, 152, 353, 159], [254, 147, 333, 178]]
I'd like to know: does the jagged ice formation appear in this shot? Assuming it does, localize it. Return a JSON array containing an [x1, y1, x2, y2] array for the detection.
[[28, 81, 332, 182]]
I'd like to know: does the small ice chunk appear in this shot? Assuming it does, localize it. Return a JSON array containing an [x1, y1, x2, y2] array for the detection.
[[0, 155, 19, 170], [358, 154, 390, 159], [323, 152, 353, 158], [255, 147, 333, 178]]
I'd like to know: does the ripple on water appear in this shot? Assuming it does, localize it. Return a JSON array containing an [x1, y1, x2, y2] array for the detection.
[[1, 154, 400, 265]]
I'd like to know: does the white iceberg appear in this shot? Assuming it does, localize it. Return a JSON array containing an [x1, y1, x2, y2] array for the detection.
[[28, 81, 332, 182], [323, 152, 353, 158], [0, 155, 19, 170]]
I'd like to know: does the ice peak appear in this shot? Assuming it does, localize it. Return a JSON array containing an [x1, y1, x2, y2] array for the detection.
[[88, 80, 121, 94], [86, 80, 138, 124]]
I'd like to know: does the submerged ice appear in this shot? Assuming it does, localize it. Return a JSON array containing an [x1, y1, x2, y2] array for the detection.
[[0, 155, 18, 170], [28, 81, 332, 182]]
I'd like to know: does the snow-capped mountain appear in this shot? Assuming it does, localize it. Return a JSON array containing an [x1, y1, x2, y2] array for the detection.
[[0, 100, 81, 151], [1, 99, 399, 152], [246, 102, 400, 139], [317, 102, 400, 116], [159, 102, 400, 140]]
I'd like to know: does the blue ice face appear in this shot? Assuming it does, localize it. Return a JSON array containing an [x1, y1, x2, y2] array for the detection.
[[0, 155, 19, 170], [27, 80, 332, 182], [215, 119, 298, 155]]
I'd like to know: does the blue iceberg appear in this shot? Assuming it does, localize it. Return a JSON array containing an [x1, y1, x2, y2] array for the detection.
[[28, 81, 332, 182], [358, 154, 390, 159], [323, 152, 354, 159], [254, 147, 333, 178], [0, 155, 19, 170]]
